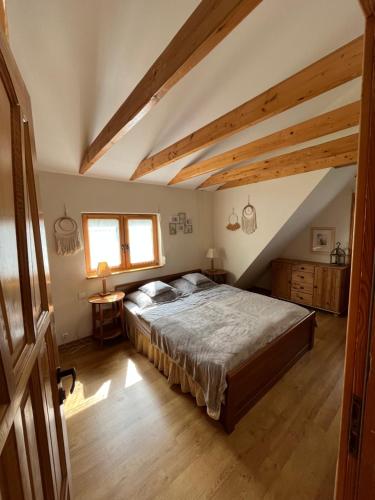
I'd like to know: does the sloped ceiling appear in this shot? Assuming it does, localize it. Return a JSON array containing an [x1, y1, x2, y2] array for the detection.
[[7, 0, 364, 189]]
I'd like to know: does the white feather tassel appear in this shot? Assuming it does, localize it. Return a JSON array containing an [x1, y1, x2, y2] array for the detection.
[[241, 197, 257, 234]]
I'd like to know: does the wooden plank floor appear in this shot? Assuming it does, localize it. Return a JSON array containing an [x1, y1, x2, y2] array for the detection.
[[60, 312, 346, 500]]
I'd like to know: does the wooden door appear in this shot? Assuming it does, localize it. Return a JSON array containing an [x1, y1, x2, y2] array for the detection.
[[0, 20, 71, 500], [335, 3, 375, 498], [271, 260, 291, 300]]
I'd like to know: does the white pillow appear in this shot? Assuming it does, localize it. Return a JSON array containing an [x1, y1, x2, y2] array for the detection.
[[127, 290, 153, 309], [139, 280, 173, 298], [169, 278, 198, 294], [152, 289, 182, 303], [183, 273, 211, 286]]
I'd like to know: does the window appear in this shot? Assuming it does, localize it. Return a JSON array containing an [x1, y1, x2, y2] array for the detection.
[[82, 213, 160, 276]]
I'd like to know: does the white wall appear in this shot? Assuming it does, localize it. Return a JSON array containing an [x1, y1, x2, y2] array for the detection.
[[212, 170, 329, 283], [282, 179, 354, 263], [38, 172, 213, 344]]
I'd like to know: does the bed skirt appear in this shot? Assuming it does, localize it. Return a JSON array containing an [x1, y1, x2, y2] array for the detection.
[[128, 322, 218, 418]]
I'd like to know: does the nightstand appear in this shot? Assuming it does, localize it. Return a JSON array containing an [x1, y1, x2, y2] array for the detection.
[[88, 291, 126, 347], [203, 269, 228, 284]]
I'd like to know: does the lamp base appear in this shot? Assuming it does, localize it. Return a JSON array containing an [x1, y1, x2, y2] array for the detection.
[[99, 278, 111, 297]]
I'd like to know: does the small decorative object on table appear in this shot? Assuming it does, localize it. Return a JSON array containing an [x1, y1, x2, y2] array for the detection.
[[330, 242, 346, 265], [97, 261, 111, 296], [88, 291, 126, 347], [206, 248, 218, 271], [203, 268, 227, 284]]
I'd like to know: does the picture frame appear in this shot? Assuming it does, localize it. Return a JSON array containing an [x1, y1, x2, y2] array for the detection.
[[178, 212, 186, 224], [169, 215, 179, 223], [310, 227, 335, 253], [169, 223, 177, 235], [177, 224, 184, 232], [184, 225, 193, 234], [186, 217, 192, 225]]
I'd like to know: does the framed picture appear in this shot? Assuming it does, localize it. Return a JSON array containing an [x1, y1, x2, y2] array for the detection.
[[311, 227, 335, 253], [169, 215, 179, 223], [169, 223, 177, 235], [186, 217, 192, 225], [177, 224, 184, 232], [178, 212, 186, 224], [184, 225, 193, 234]]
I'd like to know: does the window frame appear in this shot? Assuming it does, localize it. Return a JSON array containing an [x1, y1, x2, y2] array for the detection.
[[82, 213, 160, 277]]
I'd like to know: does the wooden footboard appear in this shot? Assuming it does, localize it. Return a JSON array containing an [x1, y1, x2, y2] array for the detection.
[[220, 311, 316, 433]]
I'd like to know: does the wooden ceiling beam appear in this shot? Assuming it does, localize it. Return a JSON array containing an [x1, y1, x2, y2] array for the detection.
[[200, 133, 359, 188], [131, 36, 363, 180], [79, 0, 263, 174], [169, 101, 360, 185], [216, 137, 358, 190]]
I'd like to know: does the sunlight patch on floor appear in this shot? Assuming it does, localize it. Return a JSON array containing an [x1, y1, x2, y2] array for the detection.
[[124, 359, 143, 388], [65, 380, 111, 418]]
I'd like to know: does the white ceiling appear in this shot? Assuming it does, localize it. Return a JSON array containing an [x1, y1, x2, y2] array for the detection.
[[7, 0, 364, 189]]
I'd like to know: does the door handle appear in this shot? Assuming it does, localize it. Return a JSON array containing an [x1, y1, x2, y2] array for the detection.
[[56, 367, 77, 394]]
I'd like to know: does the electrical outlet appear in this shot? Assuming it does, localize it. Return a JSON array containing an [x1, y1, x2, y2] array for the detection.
[[62, 332, 70, 342]]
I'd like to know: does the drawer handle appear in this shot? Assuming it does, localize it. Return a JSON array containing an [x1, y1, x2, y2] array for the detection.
[[301, 267, 305, 270], [300, 275, 304, 279]]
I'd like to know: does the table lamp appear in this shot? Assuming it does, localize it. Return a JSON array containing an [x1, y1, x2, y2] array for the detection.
[[206, 248, 218, 271], [97, 261, 111, 296]]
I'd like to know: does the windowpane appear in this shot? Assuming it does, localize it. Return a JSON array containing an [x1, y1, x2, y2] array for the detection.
[[87, 218, 121, 270], [128, 218, 155, 265]]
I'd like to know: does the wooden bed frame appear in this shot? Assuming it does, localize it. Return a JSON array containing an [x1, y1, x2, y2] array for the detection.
[[116, 270, 316, 433]]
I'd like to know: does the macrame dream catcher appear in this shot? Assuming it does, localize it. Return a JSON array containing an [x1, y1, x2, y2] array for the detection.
[[226, 208, 241, 231], [241, 196, 257, 234], [54, 206, 82, 256]]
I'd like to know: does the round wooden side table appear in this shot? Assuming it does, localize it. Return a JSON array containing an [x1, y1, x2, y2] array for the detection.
[[88, 291, 126, 347]]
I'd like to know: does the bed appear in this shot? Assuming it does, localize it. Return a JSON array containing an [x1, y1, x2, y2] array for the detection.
[[116, 270, 316, 433]]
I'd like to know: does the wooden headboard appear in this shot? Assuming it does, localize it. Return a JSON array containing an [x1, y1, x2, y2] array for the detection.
[[114, 269, 201, 295]]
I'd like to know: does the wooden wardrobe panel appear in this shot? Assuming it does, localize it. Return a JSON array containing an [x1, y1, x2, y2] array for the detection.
[[25, 178, 42, 328], [0, 22, 71, 500], [0, 73, 26, 365], [0, 426, 25, 500], [38, 338, 62, 498], [19, 390, 44, 500]]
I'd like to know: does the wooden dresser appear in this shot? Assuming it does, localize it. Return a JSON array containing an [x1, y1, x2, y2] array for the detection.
[[271, 258, 350, 314]]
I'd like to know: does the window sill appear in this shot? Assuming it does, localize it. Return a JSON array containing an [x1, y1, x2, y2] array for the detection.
[[86, 263, 165, 279]]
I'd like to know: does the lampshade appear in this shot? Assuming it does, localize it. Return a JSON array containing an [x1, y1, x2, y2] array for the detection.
[[96, 261, 111, 277], [206, 248, 217, 259]]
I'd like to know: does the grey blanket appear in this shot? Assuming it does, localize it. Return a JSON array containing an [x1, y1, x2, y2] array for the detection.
[[139, 285, 309, 419]]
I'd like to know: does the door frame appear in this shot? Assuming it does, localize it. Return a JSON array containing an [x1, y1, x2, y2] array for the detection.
[[335, 1, 375, 497]]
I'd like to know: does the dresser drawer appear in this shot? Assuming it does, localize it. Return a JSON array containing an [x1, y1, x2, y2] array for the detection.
[[292, 271, 314, 285], [292, 263, 315, 274], [291, 290, 313, 306], [291, 282, 313, 294]]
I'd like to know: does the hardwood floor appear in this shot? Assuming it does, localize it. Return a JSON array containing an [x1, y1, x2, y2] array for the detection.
[[60, 312, 346, 500]]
